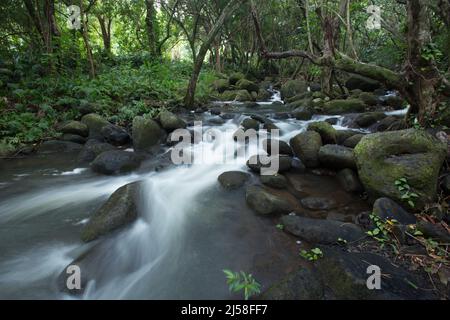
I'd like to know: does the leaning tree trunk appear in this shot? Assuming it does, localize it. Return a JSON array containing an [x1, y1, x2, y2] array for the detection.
[[184, 0, 248, 108]]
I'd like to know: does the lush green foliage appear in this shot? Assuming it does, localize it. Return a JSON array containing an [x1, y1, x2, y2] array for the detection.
[[223, 269, 261, 300]]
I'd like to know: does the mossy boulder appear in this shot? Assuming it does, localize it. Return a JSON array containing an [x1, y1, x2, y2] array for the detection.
[[236, 79, 259, 93], [91, 150, 142, 175], [318, 145, 356, 170], [323, 99, 366, 114], [354, 112, 386, 128], [212, 79, 229, 93], [280, 80, 308, 100], [290, 131, 323, 168], [81, 113, 110, 139], [354, 129, 447, 208], [241, 118, 260, 131], [229, 72, 245, 85], [308, 121, 337, 144], [218, 171, 250, 190], [81, 182, 141, 242], [60, 121, 89, 137], [256, 89, 272, 101], [286, 98, 313, 111], [159, 111, 186, 132], [132, 116, 164, 152], [358, 92, 378, 106], [235, 90, 253, 102]]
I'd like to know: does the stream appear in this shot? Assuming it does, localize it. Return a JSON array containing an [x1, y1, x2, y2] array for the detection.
[[0, 90, 407, 299]]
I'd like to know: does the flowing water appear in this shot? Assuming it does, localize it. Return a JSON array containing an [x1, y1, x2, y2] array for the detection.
[[0, 90, 383, 299]]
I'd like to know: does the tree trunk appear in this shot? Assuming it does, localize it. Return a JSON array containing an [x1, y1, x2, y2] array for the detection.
[[80, 0, 96, 78], [145, 0, 157, 56], [98, 16, 112, 54], [184, 0, 247, 108]]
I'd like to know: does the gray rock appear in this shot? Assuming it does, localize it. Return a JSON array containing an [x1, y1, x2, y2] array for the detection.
[[81, 113, 110, 139], [292, 106, 314, 120], [81, 182, 141, 242], [91, 151, 142, 175], [290, 131, 323, 168], [260, 174, 288, 189], [218, 171, 250, 190], [281, 215, 365, 244], [373, 197, 416, 225], [61, 134, 86, 144], [354, 112, 386, 127], [101, 124, 130, 146], [78, 139, 115, 163], [262, 139, 293, 156], [241, 118, 260, 131], [247, 154, 292, 174], [337, 169, 363, 193], [246, 186, 293, 215], [318, 145, 356, 170]]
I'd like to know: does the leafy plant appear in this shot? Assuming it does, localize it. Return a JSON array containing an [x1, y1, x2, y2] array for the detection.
[[367, 213, 400, 253], [395, 178, 419, 208], [223, 270, 261, 300], [299, 248, 323, 261]]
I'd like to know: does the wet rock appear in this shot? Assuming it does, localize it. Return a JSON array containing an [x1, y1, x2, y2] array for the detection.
[[241, 118, 260, 131], [236, 79, 259, 93], [343, 134, 364, 148], [132, 116, 164, 152], [81, 182, 141, 242], [208, 116, 226, 125], [291, 158, 306, 173], [246, 155, 292, 174], [354, 112, 386, 127], [290, 131, 322, 168], [417, 221, 450, 243], [325, 117, 340, 126], [257, 89, 271, 101], [210, 107, 222, 115], [301, 197, 338, 211], [78, 139, 115, 163], [260, 174, 288, 189], [318, 145, 356, 170], [246, 186, 293, 215], [384, 95, 406, 110], [286, 98, 312, 110], [91, 150, 142, 175], [38, 140, 83, 154], [323, 99, 366, 114], [101, 124, 130, 146], [280, 80, 308, 100], [336, 130, 357, 145], [310, 83, 321, 92], [60, 121, 89, 137], [354, 129, 447, 208], [316, 248, 435, 299], [260, 268, 324, 300], [373, 198, 416, 225], [61, 134, 86, 145], [308, 121, 337, 144], [281, 215, 365, 244], [345, 75, 381, 92], [159, 111, 187, 132], [292, 106, 314, 120], [218, 171, 250, 190], [81, 113, 110, 139], [374, 116, 404, 132], [262, 139, 293, 156], [337, 169, 363, 193]]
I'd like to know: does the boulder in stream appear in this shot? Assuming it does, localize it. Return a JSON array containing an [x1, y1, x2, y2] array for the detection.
[[290, 131, 323, 168], [100, 124, 130, 146], [59, 121, 89, 137], [91, 150, 142, 175], [132, 116, 164, 152], [308, 121, 337, 144], [345, 75, 381, 92], [246, 186, 294, 215], [159, 111, 187, 132], [280, 80, 308, 100], [78, 139, 115, 163], [81, 181, 141, 242], [354, 129, 447, 207], [323, 99, 366, 114], [318, 145, 356, 170], [81, 113, 110, 139], [218, 171, 250, 190]]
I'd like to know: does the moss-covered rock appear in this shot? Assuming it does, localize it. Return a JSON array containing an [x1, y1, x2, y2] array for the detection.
[[280, 80, 308, 100], [81, 113, 110, 139], [132, 116, 163, 152], [292, 106, 314, 120], [212, 79, 229, 93], [236, 79, 259, 93], [256, 89, 271, 101], [308, 121, 337, 144], [318, 145, 356, 170], [358, 92, 378, 106], [354, 112, 386, 128], [229, 72, 245, 85], [235, 89, 253, 102], [290, 131, 323, 168], [159, 111, 186, 132], [345, 75, 381, 92], [354, 129, 447, 208], [60, 121, 89, 137], [81, 182, 141, 242], [246, 186, 293, 215], [286, 98, 313, 111], [323, 99, 366, 114]]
